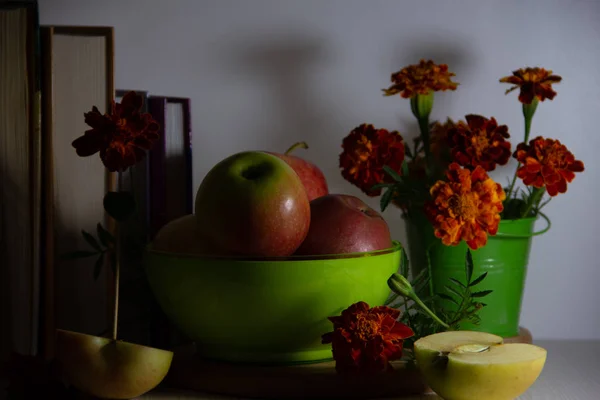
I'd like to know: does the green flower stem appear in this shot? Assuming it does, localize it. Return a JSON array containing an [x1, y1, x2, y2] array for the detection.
[[388, 273, 449, 329], [112, 171, 123, 340], [506, 99, 538, 200], [521, 186, 545, 219]]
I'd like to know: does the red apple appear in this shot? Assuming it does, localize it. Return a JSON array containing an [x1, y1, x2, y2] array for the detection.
[[294, 194, 392, 255], [152, 215, 230, 256], [195, 151, 310, 257], [268, 142, 329, 201]]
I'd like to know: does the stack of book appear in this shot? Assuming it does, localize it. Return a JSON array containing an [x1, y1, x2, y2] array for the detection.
[[0, 0, 193, 365]]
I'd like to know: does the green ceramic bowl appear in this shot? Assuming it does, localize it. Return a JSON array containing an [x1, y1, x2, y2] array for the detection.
[[144, 241, 402, 365]]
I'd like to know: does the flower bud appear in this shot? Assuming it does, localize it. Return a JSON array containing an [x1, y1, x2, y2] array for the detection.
[[410, 92, 434, 120], [387, 273, 414, 297]]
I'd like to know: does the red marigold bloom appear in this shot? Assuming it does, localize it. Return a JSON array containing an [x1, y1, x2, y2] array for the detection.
[[321, 301, 414, 374], [339, 124, 405, 196], [514, 136, 584, 197], [383, 59, 458, 98], [499, 67, 562, 104], [447, 114, 511, 171], [72, 91, 160, 172], [425, 163, 506, 250]]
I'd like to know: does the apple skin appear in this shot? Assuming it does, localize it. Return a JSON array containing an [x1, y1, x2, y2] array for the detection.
[[294, 194, 392, 255], [195, 151, 311, 257], [55, 329, 173, 399], [267, 142, 328, 201], [414, 331, 547, 400], [152, 214, 231, 256]]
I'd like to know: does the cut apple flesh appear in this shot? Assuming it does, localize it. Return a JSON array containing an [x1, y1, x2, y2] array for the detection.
[[56, 329, 173, 399], [414, 331, 547, 400]]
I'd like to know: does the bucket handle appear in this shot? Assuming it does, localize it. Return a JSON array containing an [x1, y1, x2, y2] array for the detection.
[[494, 212, 551, 238]]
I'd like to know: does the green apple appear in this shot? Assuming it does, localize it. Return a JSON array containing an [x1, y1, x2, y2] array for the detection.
[[152, 214, 229, 256], [194, 151, 310, 257], [414, 331, 546, 400], [56, 329, 173, 399]]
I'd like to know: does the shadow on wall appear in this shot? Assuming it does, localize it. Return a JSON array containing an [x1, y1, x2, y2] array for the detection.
[[208, 32, 345, 191]]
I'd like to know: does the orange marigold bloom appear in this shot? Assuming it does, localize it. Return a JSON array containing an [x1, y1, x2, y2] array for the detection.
[[383, 59, 458, 98], [499, 67, 562, 104], [339, 124, 405, 196], [425, 163, 506, 250], [447, 114, 511, 172], [72, 91, 160, 172], [514, 136, 584, 197], [321, 301, 414, 374]]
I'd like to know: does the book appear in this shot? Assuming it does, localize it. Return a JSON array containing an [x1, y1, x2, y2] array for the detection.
[[40, 25, 116, 349], [147, 96, 193, 239], [146, 96, 193, 349], [0, 0, 42, 362]]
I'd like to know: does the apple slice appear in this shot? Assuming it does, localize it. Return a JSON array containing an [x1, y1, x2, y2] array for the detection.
[[414, 331, 546, 400], [56, 329, 173, 399]]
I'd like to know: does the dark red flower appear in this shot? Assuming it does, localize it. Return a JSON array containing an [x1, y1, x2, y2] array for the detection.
[[321, 301, 414, 374], [72, 91, 160, 172], [500, 67, 562, 104], [339, 124, 405, 196], [514, 136, 584, 196], [447, 115, 511, 172]]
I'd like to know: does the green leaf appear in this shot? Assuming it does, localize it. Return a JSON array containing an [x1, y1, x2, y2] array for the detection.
[[82, 230, 102, 252], [449, 277, 466, 289], [444, 284, 463, 299], [438, 293, 459, 305], [60, 250, 98, 260], [469, 272, 488, 287], [96, 223, 115, 247], [400, 247, 409, 278], [103, 191, 136, 221], [471, 290, 493, 298], [380, 187, 395, 212], [465, 249, 474, 284], [401, 159, 409, 178], [93, 253, 105, 281], [383, 165, 403, 183]]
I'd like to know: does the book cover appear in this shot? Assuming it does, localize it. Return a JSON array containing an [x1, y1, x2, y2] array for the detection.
[[0, 0, 42, 362], [40, 25, 116, 352]]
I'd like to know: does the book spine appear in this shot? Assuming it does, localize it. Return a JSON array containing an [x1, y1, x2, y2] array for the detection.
[[147, 97, 167, 240]]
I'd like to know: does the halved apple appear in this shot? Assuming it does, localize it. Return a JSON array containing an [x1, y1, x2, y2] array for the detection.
[[414, 331, 546, 400], [56, 329, 173, 399]]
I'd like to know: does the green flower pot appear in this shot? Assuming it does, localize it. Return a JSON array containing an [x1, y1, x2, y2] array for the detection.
[[405, 212, 550, 338]]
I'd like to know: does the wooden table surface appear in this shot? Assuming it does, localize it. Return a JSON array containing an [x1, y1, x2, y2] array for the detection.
[[141, 339, 600, 400]]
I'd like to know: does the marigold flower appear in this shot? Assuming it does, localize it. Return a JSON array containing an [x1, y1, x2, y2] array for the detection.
[[425, 163, 506, 250], [321, 301, 414, 374], [429, 118, 457, 160], [499, 67, 562, 104], [72, 91, 160, 172], [339, 124, 405, 196], [513, 136, 584, 197], [383, 59, 458, 99], [447, 114, 511, 171]]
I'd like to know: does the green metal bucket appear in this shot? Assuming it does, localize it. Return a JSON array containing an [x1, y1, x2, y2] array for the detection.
[[406, 212, 550, 338]]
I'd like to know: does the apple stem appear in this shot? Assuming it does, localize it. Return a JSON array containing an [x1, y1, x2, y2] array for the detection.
[[284, 141, 309, 155]]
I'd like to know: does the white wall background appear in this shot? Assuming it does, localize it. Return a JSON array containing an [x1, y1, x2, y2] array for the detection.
[[39, 0, 600, 340]]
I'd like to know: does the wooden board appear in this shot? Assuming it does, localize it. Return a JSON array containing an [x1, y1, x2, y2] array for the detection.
[[165, 344, 428, 399], [504, 326, 533, 344], [163, 326, 532, 399]]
